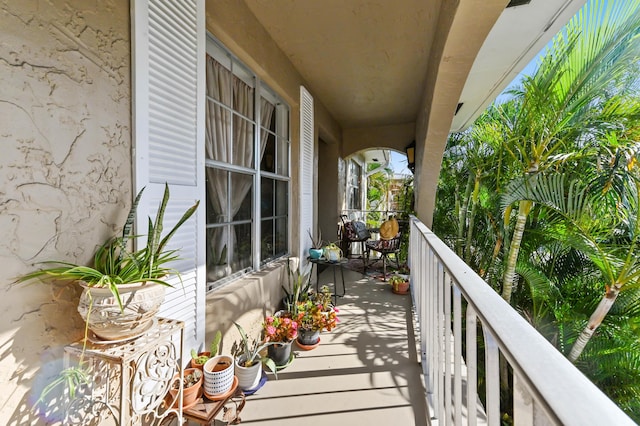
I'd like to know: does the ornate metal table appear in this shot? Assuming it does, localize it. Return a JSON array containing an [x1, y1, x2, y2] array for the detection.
[[63, 317, 184, 425]]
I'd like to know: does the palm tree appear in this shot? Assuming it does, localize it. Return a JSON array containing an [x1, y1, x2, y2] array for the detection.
[[504, 168, 640, 362], [499, 0, 640, 303]]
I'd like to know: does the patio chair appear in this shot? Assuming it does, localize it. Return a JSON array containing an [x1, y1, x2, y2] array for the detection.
[[339, 215, 370, 260], [364, 227, 402, 281]]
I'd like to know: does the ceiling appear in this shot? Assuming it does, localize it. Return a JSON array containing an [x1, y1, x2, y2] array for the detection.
[[243, 0, 441, 129], [243, 0, 586, 132]]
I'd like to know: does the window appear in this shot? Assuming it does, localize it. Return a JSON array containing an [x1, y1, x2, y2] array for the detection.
[[346, 160, 362, 210], [205, 38, 290, 287]]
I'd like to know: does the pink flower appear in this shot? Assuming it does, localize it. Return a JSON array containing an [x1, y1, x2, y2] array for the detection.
[[266, 325, 276, 336]]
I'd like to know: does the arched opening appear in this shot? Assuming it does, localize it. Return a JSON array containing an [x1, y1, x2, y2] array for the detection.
[[338, 148, 414, 261]]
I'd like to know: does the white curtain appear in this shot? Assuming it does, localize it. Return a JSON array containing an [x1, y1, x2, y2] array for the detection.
[[205, 55, 274, 274]]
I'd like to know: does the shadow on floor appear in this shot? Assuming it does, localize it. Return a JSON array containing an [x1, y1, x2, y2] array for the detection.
[[238, 268, 429, 426]]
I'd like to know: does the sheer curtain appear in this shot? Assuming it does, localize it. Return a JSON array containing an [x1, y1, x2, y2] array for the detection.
[[205, 55, 274, 276]]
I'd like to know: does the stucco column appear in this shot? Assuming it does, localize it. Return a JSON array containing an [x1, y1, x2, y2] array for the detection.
[[414, 0, 509, 228]]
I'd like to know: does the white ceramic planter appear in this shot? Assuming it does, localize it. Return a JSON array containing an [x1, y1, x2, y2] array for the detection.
[[203, 355, 234, 396], [235, 356, 262, 391], [77, 282, 165, 341]]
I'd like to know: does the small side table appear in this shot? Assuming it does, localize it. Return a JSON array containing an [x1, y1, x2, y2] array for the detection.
[[183, 387, 246, 425], [63, 317, 184, 425], [308, 257, 347, 305]]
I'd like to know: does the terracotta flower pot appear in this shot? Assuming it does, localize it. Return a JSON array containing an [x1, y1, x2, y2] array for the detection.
[[169, 368, 202, 408], [392, 280, 410, 295], [190, 351, 211, 370]]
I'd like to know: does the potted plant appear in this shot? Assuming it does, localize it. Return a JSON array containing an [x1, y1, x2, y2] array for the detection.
[[389, 274, 410, 295], [201, 330, 235, 398], [168, 368, 203, 409], [233, 322, 278, 391], [16, 183, 199, 341], [263, 314, 298, 367], [323, 242, 342, 262], [308, 229, 324, 259], [207, 243, 230, 281], [295, 294, 339, 350], [190, 330, 222, 370], [203, 352, 235, 398], [16, 183, 199, 402]]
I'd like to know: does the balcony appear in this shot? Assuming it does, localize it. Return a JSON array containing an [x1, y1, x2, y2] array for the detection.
[[237, 216, 634, 426]]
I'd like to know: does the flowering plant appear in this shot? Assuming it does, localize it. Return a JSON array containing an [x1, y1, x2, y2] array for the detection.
[[313, 285, 334, 312], [263, 314, 298, 342], [296, 299, 339, 332]]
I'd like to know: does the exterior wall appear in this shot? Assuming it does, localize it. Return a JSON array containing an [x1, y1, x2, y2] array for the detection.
[[204, 260, 289, 354], [318, 139, 341, 246], [0, 1, 131, 423]]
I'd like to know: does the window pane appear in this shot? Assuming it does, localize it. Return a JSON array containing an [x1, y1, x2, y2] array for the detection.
[[207, 226, 230, 282], [230, 172, 252, 221], [261, 96, 276, 133], [205, 99, 232, 161], [232, 115, 255, 167], [232, 223, 252, 272], [261, 177, 274, 217], [275, 217, 288, 256], [233, 77, 254, 120], [260, 131, 276, 172], [206, 168, 228, 223], [261, 219, 274, 262], [206, 56, 233, 109], [276, 137, 289, 175], [275, 180, 288, 216]]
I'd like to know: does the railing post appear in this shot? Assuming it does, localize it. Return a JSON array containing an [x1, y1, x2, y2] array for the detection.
[[513, 372, 534, 426], [444, 272, 452, 424], [484, 329, 500, 426], [466, 306, 478, 426], [453, 286, 462, 425], [436, 262, 445, 421]]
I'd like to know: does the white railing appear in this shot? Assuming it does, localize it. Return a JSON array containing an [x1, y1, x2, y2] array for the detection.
[[409, 216, 635, 426]]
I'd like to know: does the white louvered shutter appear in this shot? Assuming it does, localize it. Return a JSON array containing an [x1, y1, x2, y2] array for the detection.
[[132, 0, 206, 354], [299, 86, 314, 266]]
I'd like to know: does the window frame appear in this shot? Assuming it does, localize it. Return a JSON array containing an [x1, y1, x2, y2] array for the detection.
[[205, 35, 291, 290]]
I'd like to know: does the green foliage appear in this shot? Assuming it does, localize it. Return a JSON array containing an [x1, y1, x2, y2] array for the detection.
[[433, 0, 640, 417], [281, 259, 312, 314], [233, 322, 278, 377], [210, 330, 222, 356]]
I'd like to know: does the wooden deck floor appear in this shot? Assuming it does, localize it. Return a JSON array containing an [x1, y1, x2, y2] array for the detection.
[[236, 266, 429, 426]]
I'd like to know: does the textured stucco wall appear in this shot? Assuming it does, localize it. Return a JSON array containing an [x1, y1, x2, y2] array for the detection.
[[0, 0, 131, 423]]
